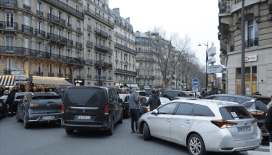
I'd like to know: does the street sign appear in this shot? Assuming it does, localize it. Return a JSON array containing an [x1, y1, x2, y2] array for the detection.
[[11, 71, 23, 75], [15, 81, 28, 84], [207, 47, 216, 57], [10, 67, 23, 71], [16, 76, 28, 81], [192, 78, 199, 86], [192, 85, 198, 92], [245, 55, 257, 62], [208, 57, 216, 64], [207, 65, 226, 74]]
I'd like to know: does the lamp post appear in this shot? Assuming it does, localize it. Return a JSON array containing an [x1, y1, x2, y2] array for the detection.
[[198, 42, 209, 96]]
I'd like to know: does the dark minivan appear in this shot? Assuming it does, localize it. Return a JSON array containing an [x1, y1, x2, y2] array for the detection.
[[61, 87, 123, 135]]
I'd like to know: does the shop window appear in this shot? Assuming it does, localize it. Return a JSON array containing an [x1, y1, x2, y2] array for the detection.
[[252, 66, 257, 82]]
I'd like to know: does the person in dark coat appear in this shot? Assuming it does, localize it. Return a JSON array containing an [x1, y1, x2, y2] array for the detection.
[[128, 88, 140, 133], [265, 95, 272, 155], [6, 89, 15, 117], [146, 90, 161, 111]]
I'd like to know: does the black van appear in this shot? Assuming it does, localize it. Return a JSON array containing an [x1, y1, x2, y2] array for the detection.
[[61, 87, 123, 135]]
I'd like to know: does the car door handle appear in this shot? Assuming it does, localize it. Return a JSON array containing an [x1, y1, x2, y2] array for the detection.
[[185, 120, 190, 124]]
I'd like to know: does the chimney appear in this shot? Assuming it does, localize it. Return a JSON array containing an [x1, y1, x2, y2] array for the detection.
[[126, 17, 130, 23], [113, 8, 120, 15]]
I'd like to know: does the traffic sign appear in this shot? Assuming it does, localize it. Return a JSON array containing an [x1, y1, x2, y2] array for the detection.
[[15, 81, 28, 84], [16, 76, 28, 81], [192, 85, 198, 92], [207, 65, 226, 74], [192, 78, 199, 86], [207, 47, 216, 57], [11, 71, 23, 75], [10, 67, 23, 71]]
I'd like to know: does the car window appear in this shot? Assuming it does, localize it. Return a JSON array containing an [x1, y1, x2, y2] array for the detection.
[[228, 97, 236, 102], [219, 106, 251, 120], [32, 96, 61, 100], [243, 101, 254, 109], [255, 100, 268, 112], [204, 96, 216, 99], [175, 103, 193, 116], [193, 104, 215, 117], [139, 92, 146, 96], [235, 98, 251, 104], [158, 103, 178, 114], [216, 96, 229, 101]]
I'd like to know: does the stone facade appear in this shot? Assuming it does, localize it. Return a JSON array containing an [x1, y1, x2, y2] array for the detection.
[[218, 0, 272, 96]]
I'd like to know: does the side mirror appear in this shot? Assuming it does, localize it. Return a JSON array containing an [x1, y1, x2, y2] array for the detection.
[[151, 109, 158, 115]]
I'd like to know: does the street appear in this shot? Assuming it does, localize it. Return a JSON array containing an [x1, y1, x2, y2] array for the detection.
[[0, 116, 269, 155]]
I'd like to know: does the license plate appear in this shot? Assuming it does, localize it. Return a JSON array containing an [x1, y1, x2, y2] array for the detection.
[[238, 126, 251, 132], [77, 115, 91, 120], [43, 116, 54, 120]]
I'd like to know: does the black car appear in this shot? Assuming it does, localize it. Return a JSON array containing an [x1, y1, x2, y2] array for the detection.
[[61, 87, 123, 135], [204, 94, 271, 138], [162, 90, 181, 100], [16, 93, 63, 129], [119, 94, 130, 118], [0, 95, 8, 117]]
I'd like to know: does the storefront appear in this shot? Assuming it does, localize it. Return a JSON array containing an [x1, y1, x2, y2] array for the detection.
[[74, 79, 84, 86], [32, 76, 74, 92]]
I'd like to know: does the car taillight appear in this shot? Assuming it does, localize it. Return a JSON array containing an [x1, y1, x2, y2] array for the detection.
[[146, 108, 151, 112], [250, 111, 264, 115], [61, 104, 65, 114], [252, 118, 258, 126], [56, 102, 63, 106], [28, 103, 40, 108], [104, 105, 109, 115], [122, 103, 124, 106], [211, 120, 237, 129]]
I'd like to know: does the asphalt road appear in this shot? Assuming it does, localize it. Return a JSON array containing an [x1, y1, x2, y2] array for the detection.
[[0, 116, 269, 155]]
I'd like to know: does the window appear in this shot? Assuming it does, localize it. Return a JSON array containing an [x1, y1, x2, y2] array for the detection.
[[24, 0, 30, 6], [235, 98, 251, 104], [5, 59, 14, 69], [109, 56, 111, 63], [67, 50, 71, 57], [158, 103, 178, 114], [87, 51, 90, 59], [216, 96, 229, 101], [219, 106, 251, 120], [6, 37, 14, 49], [228, 97, 236, 102], [88, 34, 90, 41], [67, 16, 71, 25], [6, 13, 14, 29], [88, 68, 91, 75], [37, 42, 42, 51], [37, 2, 42, 12], [245, 18, 258, 48], [193, 104, 215, 117]]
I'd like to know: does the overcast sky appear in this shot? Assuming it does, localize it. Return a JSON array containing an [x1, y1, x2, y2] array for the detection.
[[109, 0, 221, 68]]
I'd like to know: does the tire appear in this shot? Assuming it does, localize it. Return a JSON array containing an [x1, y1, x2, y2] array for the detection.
[[65, 129, 74, 134], [143, 122, 151, 141], [23, 114, 30, 129], [106, 119, 114, 135], [118, 112, 123, 124], [187, 134, 207, 155]]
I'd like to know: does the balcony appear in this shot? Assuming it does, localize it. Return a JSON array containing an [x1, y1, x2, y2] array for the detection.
[[95, 75, 106, 80], [0, 0, 17, 8], [66, 74, 72, 80], [84, 7, 114, 27], [33, 71, 43, 76], [67, 23, 72, 28], [77, 27, 81, 32], [76, 42, 82, 48], [87, 74, 92, 78], [37, 10, 43, 15], [4, 69, 11, 75], [76, 75, 81, 79], [48, 73, 54, 77], [87, 25, 91, 31], [47, 33, 67, 44], [86, 41, 93, 48], [115, 43, 137, 54], [86, 59, 93, 65], [95, 43, 109, 53], [94, 28, 108, 38], [115, 69, 137, 76], [67, 39, 73, 46], [108, 77, 112, 80], [115, 32, 135, 44], [58, 73, 63, 77], [23, 4, 31, 10], [109, 35, 112, 40], [47, 13, 65, 26], [46, 0, 84, 18], [22, 25, 33, 34], [35, 29, 46, 38], [0, 21, 18, 30], [230, 45, 234, 52], [245, 38, 259, 49]]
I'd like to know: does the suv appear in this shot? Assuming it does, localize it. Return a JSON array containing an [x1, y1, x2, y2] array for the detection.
[[61, 87, 123, 135], [204, 94, 270, 138]]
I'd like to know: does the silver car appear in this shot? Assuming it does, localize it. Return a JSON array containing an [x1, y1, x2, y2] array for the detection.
[[138, 99, 262, 155]]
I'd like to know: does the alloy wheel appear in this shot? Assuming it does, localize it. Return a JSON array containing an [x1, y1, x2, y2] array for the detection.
[[189, 137, 201, 155]]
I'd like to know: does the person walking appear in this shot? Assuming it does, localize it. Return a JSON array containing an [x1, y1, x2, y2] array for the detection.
[[6, 89, 15, 117], [265, 95, 272, 155], [128, 88, 140, 133], [146, 90, 161, 111], [123, 90, 128, 94]]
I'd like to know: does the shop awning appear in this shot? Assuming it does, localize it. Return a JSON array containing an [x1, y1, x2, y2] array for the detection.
[[0, 75, 17, 86], [32, 76, 74, 86]]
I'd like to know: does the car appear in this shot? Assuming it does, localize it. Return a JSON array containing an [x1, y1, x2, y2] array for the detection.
[[61, 86, 123, 135], [204, 94, 270, 138], [138, 99, 262, 155], [16, 93, 63, 129], [0, 95, 8, 117], [145, 97, 171, 113], [119, 94, 130, 118], [162, 90, 181, 100], [14, 92, 29, 112]]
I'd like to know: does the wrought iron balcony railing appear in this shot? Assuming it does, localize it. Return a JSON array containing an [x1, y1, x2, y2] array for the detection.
[[33, 71, 43, 76], [76, 42, 82, 48], [4, 69, 11, 75], [115, 69, 137, 75], [86, 41, 93, 48], [76, 75, 81, 79], [67, 39, 73, 46], [23, 4, 31, 10], [58, 73, 63, 77], [87, 25, 91, 31], [87, 74, 92, 78], [0, 0, 17, 7], [0, 21, 18, 30], [245, 38, 259, 49], [108, 77, 112, 80], [230, 44, 234, 52], [95, 43, 109, 53], [84, 7, 114, 27], [77, 27, 81, 31], [35, 29, 46, 38], [115, 32, 135, 44], [48, 73, 54, 77], [22, 25, 33, 34], [95, 28, 108, 38], [115, 43, 137, 54], [47, 13, 65, 26], [67, 23, 72, 27], [86, 59, 92, 64], [37, 10, 43, 15]]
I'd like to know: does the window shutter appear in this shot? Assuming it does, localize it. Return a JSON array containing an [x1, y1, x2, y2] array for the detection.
[[253, 19, 258, 38]]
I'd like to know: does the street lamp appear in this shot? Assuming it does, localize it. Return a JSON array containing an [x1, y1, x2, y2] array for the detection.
[[198, 42, 209, 95]]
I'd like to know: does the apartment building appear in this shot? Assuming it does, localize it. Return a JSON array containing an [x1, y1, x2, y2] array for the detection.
[[83, 0, 114, 86], [218, 0, 272, 96], [111, 8, 137, 87], [0, 0, 85, 91]]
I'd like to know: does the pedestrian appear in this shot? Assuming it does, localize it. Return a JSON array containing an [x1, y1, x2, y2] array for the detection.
[[265, 95, 272, 155], [123, 90, 127, 94], [146, 90, 161, 111], [128, 88, 140, 133], [6, 88, 15, 117]]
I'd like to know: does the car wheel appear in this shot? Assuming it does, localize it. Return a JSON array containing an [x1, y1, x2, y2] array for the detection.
[[106, 119, 114, 136], [118, 112, 123, 124], [187, 134, 206, 155], [23, 114, 30, 129], [143, 122, 151, 141], [65, 129, 74, 134]]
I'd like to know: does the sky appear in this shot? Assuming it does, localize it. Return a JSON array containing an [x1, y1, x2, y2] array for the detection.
[[109, 0, 221, 70]]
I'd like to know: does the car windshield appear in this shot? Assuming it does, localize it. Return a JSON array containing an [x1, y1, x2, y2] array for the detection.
[[139, 92, 147, 96], [32, 96, 61, 100], [144, 89, 152, 95], [160, 98, 170, 104], [219, 106, 252, 120], [64, 88, 107, 107], [243, 101, 254, 109]]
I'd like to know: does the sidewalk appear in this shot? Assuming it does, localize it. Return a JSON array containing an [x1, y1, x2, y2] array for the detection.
[[240, 145, 269, 155]]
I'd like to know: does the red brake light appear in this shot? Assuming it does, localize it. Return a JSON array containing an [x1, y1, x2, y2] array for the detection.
[[146, 108, 151, 112], [61, 104, 65, 114], [211, 119, 237, 129], [56, 102, 63, 106], [28, 103, 40, 108], [104, 105, 109, 115], [122, 103, 124, 106], [252, 118, 258, 126]]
